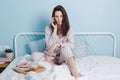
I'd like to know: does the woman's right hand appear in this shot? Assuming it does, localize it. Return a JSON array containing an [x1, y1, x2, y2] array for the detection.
[[51, 17, 57, 34]]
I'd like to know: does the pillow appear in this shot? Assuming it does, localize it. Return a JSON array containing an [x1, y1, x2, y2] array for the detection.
[[73, 39, 87, 58], [29, 38, 46, 53], [28, 37, 87, 58]]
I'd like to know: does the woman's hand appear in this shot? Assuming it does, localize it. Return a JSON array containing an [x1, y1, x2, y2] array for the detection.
[[47, 44, 56, 56], [51, 17, 57, 35], [47, 43, 61, 56]]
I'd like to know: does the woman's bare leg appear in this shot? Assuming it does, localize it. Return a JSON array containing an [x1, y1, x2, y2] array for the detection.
[[67, 57, 80, 78]]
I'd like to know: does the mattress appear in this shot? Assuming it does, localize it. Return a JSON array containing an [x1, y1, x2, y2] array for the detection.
[[0, 55, 120, 80]]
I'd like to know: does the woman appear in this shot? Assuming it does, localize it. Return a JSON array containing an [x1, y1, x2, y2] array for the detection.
[[44, 5, 80, 78]]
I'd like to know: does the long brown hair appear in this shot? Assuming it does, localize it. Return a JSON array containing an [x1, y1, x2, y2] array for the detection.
[[51, 5, 70, 37]]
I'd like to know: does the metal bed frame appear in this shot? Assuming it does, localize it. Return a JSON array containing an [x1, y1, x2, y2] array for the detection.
[[14, 32, 117, 58]]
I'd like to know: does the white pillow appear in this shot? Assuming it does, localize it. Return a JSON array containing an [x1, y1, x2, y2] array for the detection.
[[73, 39, 87, 58], [29, 38, 46, 53]]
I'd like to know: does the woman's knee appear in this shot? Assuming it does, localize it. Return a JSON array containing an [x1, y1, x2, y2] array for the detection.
[[61, 46, 72, 53], [60, 47, 74, 61]]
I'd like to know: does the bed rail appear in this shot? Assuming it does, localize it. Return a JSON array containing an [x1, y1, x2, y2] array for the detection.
[[14, 32, 117, 58]]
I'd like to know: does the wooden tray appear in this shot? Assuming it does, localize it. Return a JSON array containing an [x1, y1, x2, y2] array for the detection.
[[13, 66, 46, 74]]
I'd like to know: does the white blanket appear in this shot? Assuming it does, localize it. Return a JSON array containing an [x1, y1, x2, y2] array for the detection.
[[0, 55, 120, 80]]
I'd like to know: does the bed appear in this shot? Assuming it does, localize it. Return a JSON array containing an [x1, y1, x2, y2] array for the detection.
[[0, 32, 120, 80]]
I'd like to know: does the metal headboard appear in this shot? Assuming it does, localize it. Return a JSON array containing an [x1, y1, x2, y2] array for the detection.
[[14, 32, 117, 58]]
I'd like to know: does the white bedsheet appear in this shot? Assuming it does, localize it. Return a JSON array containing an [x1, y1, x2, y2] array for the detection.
[[0, 55, 120, 80]]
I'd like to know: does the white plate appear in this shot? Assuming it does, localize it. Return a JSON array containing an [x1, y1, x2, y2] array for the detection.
[[0, 62, 5, 64]]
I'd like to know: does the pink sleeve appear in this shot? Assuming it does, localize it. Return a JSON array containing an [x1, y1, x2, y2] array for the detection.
[[45, 26, 60, 50]]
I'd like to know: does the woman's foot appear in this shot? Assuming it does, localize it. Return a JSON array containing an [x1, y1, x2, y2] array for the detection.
[[76, 75, 88, 80], [74, 73, 81, 78]]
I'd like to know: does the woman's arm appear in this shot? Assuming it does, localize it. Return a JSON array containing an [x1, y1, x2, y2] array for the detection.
[[45, 26, 60, 54]]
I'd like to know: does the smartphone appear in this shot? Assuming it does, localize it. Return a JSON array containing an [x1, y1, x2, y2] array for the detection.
[[53, 18, 57, 25]]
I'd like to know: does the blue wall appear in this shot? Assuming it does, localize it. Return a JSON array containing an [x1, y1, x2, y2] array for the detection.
[[0, 0, 120, 57]]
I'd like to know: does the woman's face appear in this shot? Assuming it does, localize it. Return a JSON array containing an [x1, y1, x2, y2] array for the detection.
[[54, 10, 63, 26]]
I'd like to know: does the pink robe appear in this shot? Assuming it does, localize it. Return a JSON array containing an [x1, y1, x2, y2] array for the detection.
[[44, 25, 75, 64]]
